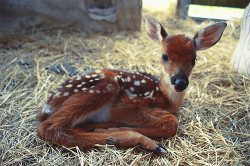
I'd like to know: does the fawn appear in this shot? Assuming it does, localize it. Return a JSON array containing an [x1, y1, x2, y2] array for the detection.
[[37, 14, 227, 153]]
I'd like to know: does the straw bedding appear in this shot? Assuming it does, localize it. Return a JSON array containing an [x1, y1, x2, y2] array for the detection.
[[0, 6, 249, 166]]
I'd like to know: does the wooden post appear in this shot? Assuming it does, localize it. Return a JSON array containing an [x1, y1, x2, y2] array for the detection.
[[176, 0, 191, 19], [231, 3, 250, 76]]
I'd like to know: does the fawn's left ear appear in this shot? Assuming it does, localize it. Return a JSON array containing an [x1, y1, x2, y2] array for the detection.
[[144, 14, 168, 45], [194, 22, 227, 51]]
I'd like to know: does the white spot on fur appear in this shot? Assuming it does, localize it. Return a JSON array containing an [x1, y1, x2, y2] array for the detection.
[[66, 84, 73, 88], [82, 87, 87, 91], [95, 69, 102, 73], [144, 91, 150, 96], [125, 89, 137, 98], [89, 90, 94, 93], [144, 90, 155, 99], [92, 74, 98, 77], [81, 82, 86, 85], [85, 75, 91, 78], [76, 77, 82, 80], [130, 87, 134, 92], [77, 84, 82, 88], [63, 92, 69, 96], [100, 76, 105, 79], [53, 91, 61, 99], [89, 80, 94, 82], [127, 76, 131, 82], [74, 89, 79, 93], [134, 81, 140, 86], [156, 86, 159, 91], [114, 76, 117, 82], [96, 90, 100, 93], [141, 79, 146, 83], [95, 78, 100, 81], [133, 75, 136, 79]]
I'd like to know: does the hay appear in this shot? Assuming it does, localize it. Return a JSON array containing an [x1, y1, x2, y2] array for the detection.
[[0, 4, 249, 166]]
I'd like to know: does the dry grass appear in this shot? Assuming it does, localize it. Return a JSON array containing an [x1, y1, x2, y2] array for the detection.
[[1, 4, 250, 166]]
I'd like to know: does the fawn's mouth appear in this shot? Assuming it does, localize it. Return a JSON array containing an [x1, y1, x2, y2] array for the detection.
[[174, 88, 185, 93]]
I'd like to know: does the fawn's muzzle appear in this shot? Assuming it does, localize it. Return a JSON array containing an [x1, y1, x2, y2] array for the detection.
[[171, 75, 189, 92]]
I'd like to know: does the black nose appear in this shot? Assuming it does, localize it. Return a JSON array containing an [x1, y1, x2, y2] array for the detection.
[[171, 75, 189, 92]]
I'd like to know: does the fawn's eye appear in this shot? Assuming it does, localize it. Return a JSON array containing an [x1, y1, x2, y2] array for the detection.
[[162, 54, 169, 62], [192, 57, 197, 65]]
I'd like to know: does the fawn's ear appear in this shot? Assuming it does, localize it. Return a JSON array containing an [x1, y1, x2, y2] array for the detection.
[[194, 22, 227, 51], [144, 14, 168, 45]]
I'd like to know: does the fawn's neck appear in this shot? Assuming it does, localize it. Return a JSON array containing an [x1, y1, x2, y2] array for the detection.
[[158, 70, 185, 114]]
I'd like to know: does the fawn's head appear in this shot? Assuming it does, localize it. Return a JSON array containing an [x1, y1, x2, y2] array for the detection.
[[144, 14, 227, 92]]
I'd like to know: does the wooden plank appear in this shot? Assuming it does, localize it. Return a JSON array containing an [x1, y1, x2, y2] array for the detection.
[[190, 0, 249, 8], [176, 0, 191, 19]]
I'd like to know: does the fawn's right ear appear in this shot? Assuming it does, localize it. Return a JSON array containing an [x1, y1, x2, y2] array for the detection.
[[144, 14, 168, 45]]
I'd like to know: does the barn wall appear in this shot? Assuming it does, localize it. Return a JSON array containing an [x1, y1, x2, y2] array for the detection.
[[0, 0, 142, 31]]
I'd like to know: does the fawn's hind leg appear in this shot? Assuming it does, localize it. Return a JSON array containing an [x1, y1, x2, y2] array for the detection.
[[37, 74, 120, 146], [93, 106, 179, 138], [38, 110, 165, 152]]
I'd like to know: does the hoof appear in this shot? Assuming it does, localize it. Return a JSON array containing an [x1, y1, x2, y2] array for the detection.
[[153, 145, 167, 154]]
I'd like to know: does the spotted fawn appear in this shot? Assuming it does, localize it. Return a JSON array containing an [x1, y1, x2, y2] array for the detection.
[[37, 14, 227, 153]]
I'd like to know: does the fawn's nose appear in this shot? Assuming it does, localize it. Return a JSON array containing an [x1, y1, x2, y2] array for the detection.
[[171, 75, 189, 92]]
